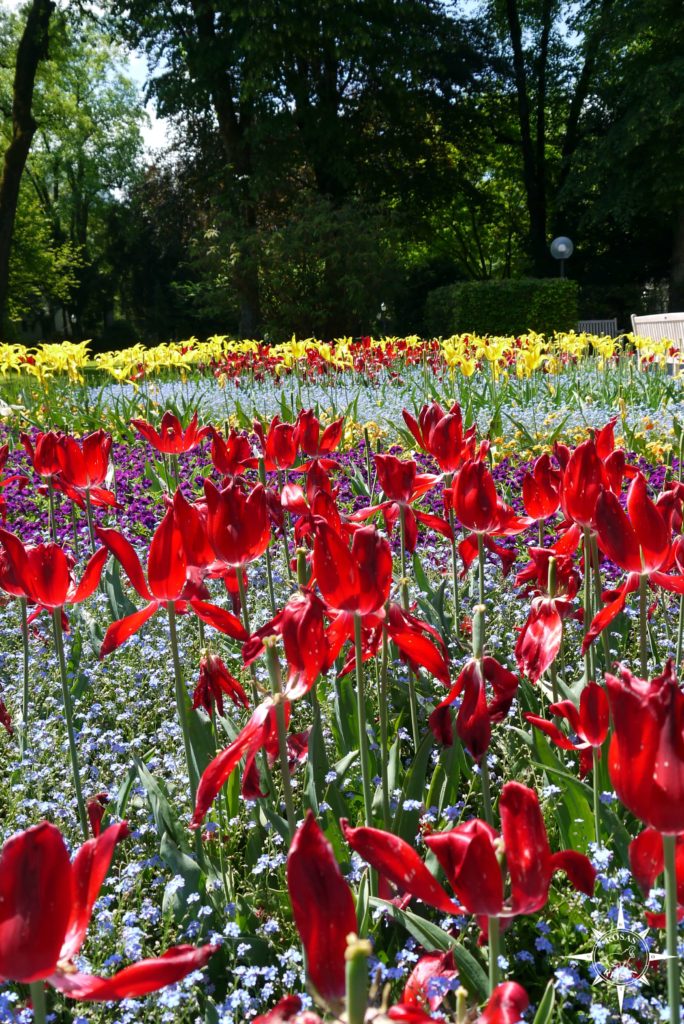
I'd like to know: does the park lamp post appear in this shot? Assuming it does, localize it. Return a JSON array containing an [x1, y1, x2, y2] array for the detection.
[[550, 236, 574, 278]]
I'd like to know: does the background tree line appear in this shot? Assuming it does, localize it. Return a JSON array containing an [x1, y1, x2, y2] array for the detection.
[[0, 0, 682, 345]]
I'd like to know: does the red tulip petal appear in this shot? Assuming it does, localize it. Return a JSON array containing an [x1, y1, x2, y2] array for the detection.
[[477, 982, 529, 1024], [313, 521, 359, 610], [189, 599, 248, 641], [524, 714, 578, 751], [49, 944, 216, 1000], [627, 474, 670, 572], [99, 602, 159, 658], [96, 527, 152, 600], [578, 681, 610, 747], [595, 490, 641, 573], [69, 547, 108, 604], [499, 782, 552, 915], [425, 822, 503, 917], [341, 819, 459, 915], [25, 544, 71, 609], [287, 812, 357, 1005], [629, 827, 664, 895], [548, 850, 596, 896], [148, 507, 187, 601], [0, 822, 73, 983], [60, 822, 129, 961], [253, 995, 304, 1024]]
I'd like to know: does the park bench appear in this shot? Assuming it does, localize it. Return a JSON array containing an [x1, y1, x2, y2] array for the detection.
[[577, 317, 618, 335], [631, 312, 684, 351]]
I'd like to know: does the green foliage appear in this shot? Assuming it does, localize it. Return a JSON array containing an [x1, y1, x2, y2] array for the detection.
[[424, 277, 579, 336]]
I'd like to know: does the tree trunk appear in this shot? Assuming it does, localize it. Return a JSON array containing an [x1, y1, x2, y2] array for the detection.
[[0, 0, 55, 329]]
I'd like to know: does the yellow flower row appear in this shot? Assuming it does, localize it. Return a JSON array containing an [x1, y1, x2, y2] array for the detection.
[[0, 330, 678, 384]]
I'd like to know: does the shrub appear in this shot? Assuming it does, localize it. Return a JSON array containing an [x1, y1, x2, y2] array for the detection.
[[424, 278, 579, 336]]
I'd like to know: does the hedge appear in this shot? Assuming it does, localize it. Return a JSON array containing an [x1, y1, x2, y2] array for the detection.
[[423, 278, 579, 337]]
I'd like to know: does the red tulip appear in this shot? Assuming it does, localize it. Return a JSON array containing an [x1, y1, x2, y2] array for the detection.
[[192, 699, 285, 824], [131, 410, 211, 454], [287, 812, 357, 1007], [20, 430, 62, 478], [313, 521, 392, 617], [294, 409, 343, 471], [605, 660, 684, 833], [96, 511, 248, 656], [208, 427, 252, 477], [340, 819, 460, 915], [514, 547, 580, 601], [429, 655, 519, 758], [193, 652, 249, 716], [401, 950, 459, 1013], [0, 699, 13, 736], [204, 479, 271, 567], [477, 983, 530, 1024], [525, 681, 609, 777], [515, 595, 576, 684], [57, 430, 112, 491], [560, 439, 606, 529], [402, 401, 476, 473], [583, 474, 684, 651], [629, 827, 684, 927], [453, 460, 532, 576], [253, 416, 298, 471], [350, 454, 450, 553], [243, 588, 330, 698], [425, 782, 595, 920], [0, 820, 215, 998], [522, 453, 561, 521], [0, 528, 106, 616]]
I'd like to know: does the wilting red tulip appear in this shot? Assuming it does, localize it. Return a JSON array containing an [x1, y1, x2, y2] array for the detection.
[[204, 479, 271, 567], [350, 454, 450, 553], [287, 812, 358, 1007], [313, 521, 392, 617], [514, 547, 580, 600], [606, 660, 684, 833], [340, 819, 460, 915], [253, 416, 298, 472], [453, 460, 532, 577], [96, 510, 248, 656], [583, 473, 684, 652], [0, 528, 106, 619], [131, 410, 211, 455], [629, 827, 684, 926], [429, 655, 518, 758], [192, 699, 285, 824], [194, 652, 249, 716], [401, 950, 459, 1013], [522, 453, 561, 521], [525, 681, 609, 777], [425, 782, 595, 920], [86, 792, 109, 837], [0, 820, 215, 998], [402, 401, 476, 473], [208, 427, 252, 477], [515, 594, 576, 684], [0, 698, 13, 736], [244, 588, 330, 698], [294, 409, 343, 470]]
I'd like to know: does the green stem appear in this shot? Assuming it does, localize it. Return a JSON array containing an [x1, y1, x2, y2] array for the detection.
[[354, 612, 374, 830], [257, 458, 277, 614], [346, 937, 372, 1024], [488, 916, 501, 995], [676, 592, 684, 671], [480, 755, 494, 827], [264, 641, 296, 839], [52, 607, 88, 839], [47, 475, 57, 543], [211, 714, 231, 902], [590, 534, 611, 670], [167, 603, 199, 806], [19, 597, 29, 758], [399, 503, 420, 747], [477, 531, 486, 608], [446, 473, 461, 634], [70, 502, 81, 559], [639, 572, 649, 677], [277, 469, 294, 581], [85, 487, 97, 554], [236, 569, 259, 704], [28, 981, 47, 1024], [547, 558, 560, 704], [663, 832, 681, 1024], [582, 527, 594, 682], [379, 619, 391, 829], [592, 747, 601, 848]]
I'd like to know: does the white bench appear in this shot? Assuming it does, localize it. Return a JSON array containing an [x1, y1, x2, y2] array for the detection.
[[631, 312, 684, 351], [577, 318, 618, 335]]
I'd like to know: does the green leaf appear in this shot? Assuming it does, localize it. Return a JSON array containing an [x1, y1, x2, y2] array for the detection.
[[369, 899, 488, 1001], [533, 980, 556, 1024], [134, 757, 186, 850], [161, 833, 203, 921], [393, 730, 435, 841]]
